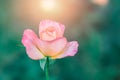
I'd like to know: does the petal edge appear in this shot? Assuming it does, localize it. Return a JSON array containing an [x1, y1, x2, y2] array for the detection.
[[53, 41, 79, 59], [22, 29, 44, 60]]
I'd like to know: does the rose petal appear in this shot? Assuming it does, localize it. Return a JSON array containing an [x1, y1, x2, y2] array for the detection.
[[39, 20, 65, 40], [22, 29, 44, 60], [40, 29, 57, 41], [39, 37, 67, 56], [53, 41, 79, 59]]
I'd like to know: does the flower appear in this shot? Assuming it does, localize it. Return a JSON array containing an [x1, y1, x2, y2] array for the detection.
[[22, 20, 79, 60]]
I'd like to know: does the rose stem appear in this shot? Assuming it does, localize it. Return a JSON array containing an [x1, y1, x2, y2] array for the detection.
[[45, 57, 49, 80]]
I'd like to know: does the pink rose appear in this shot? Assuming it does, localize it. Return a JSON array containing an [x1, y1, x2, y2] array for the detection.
[[22, 20, 79, 60]]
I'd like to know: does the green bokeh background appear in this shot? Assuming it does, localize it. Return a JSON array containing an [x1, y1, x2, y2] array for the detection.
[[0, 0, 120, 80]]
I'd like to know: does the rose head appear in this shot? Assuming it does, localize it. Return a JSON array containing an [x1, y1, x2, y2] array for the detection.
[[22, 20, 79, 60]]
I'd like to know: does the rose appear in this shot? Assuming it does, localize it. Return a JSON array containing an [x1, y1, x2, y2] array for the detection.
[[22, 20, 79, 60]]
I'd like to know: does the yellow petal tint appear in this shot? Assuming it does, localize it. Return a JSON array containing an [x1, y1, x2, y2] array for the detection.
[[52, 41, 79, 59], [39, 37, 67, 56]]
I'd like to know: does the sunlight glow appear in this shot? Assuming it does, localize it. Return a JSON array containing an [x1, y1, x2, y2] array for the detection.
[[41, 0, 57, 11]]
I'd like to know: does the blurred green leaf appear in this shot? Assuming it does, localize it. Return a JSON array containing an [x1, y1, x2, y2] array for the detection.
[[39, 57, 47, 70]]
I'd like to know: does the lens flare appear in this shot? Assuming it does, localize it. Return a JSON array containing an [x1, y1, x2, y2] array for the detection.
[[41, 0, 57, 11]]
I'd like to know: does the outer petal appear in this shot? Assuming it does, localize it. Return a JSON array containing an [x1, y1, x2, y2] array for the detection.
[[22, 29, 44, 60], [53, 41, 79, 59], [39, 37, 67, 56], [39, 20, 65, 38]]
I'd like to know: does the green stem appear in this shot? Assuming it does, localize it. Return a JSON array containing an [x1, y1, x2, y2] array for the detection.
[[45, 57, 49, 80]]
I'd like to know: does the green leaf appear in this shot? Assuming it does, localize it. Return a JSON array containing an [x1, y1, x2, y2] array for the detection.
[[39, 57, 56, 70], [49, 58, 55, 65], [39, 57, 47, 70]]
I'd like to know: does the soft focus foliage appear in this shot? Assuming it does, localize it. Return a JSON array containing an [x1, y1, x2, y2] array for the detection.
[[0, 0, 120, 80]]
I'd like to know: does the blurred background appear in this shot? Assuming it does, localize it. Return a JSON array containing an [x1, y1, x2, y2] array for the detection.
[[0, 0, 120, 80]]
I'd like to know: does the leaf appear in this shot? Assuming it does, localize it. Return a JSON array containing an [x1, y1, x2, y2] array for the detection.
[[39, 57, 47, 70], [49, 58, 55, 65], [39, 57, 56, 70]]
